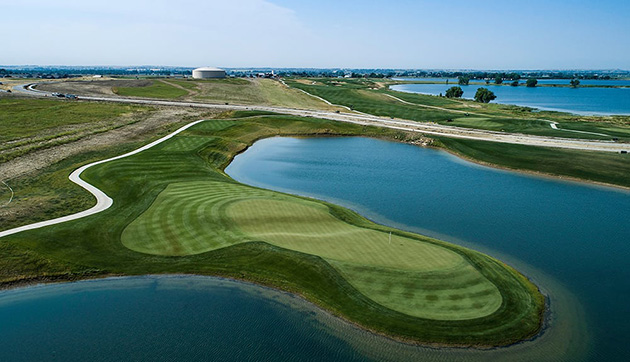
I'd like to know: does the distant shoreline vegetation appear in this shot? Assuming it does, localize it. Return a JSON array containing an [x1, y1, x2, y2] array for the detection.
[[2, 66, 629, 81]]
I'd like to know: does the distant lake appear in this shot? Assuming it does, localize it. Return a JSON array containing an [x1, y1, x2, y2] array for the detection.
[[393, 78, 630, 87], [393, 77, 460, 83], [390, 82, 630, 115], [227, 136, 630, 361]]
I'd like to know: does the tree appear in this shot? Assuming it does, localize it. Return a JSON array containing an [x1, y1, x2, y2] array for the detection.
[[474, 88, 497, 103], [445, 86, 464, 98], [570, 79, 581, 88], [526, 78, 538, 87], [495, 76, 503, 84], [511, 80, 519, 87], [458, 76, 470, 85]]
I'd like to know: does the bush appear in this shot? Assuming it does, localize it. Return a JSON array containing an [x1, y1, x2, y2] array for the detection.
[[474, 88, 497, 103], [445, 86, 464, 98]]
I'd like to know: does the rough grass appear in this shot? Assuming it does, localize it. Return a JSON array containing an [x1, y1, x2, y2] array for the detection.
[[1, 113, 544, 346], [113, 80, 189, 98], [439, 137, 630, 188], [0, 98, 143, 142], [287, 78, 630, 141], [192, 78, 339, 110]]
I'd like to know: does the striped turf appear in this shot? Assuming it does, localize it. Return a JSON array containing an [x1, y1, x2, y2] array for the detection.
[[122, 181, 502, 320]]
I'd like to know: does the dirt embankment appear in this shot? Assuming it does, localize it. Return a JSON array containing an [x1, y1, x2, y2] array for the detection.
[[0, 106, 211, 181], [0, 105, 216, 227], [37, 80, 153, 97]]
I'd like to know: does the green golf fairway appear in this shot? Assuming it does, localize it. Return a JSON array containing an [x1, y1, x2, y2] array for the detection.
[[3, 113, 544, 345], [122, 182, 501, 320]]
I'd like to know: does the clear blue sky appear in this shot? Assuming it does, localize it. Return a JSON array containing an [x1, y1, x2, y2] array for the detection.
[[4, 0, 629, 69]]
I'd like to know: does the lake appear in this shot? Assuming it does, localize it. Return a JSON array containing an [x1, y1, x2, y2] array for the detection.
[[2, 137, 628, 361], [0, 276, 370, 362], [390, 82, 630, 115], [226, 136, 630, 361], [393, 78, 630, 87]]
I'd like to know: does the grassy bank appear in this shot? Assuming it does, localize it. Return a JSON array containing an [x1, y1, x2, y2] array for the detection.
[[113, 80, 189, 98], [438, 138, 630, 188], [286, 78, 630, 141], [1, 111, 543, 347], [43, 77, 341, 111]]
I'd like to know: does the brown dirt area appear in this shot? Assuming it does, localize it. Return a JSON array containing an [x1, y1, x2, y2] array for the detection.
[[37, 80, 153, 96], [0, 106, 213, 180], [0, 105, 217, 227]]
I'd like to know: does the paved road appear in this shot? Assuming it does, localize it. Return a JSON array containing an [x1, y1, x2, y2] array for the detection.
[[2, 82, 628, 238], [14, 83, 629, 153]]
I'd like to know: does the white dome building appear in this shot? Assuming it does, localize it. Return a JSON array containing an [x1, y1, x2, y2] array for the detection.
[[192, 67, 226, 79]]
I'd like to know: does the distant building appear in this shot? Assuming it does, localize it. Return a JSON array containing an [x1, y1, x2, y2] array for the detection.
[[192, 67, 226, 79]]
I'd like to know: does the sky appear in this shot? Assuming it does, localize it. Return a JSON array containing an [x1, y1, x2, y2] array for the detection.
[[3, 0, 629, 69]]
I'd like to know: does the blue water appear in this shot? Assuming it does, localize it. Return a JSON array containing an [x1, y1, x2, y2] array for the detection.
[[0, 276, 368, 362], [535, 79, 630, 86], [226, 136, 630, 362], [393, 77, 460, 83], [394, 78, 630, 87], [390, 83, 630, 115]]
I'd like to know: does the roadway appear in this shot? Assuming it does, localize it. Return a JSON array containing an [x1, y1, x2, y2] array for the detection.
[[14, 82, 629, 153]]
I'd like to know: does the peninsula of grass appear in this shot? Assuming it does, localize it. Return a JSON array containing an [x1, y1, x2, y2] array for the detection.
[[1, 111, 544, 347], [438, 137, 630, 188]]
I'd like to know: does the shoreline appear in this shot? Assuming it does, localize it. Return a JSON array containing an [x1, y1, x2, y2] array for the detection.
[[1, 121, 598, 355], [388, 83, 630, 117], [0, 272, 552, 351], [433, 142, 630, 192]]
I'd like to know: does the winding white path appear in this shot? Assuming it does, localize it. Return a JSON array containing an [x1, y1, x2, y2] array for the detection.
[[0, 119, 206, 239]]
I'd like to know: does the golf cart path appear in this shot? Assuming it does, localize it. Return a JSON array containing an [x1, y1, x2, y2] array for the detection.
[[0, 119, 205, 239]]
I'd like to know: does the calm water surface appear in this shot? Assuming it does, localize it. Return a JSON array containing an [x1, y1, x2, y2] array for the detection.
[[3, 137, 628, 361], [390, 82, 630, 115], [0, 276, 369, 362], [226, 137, 630, 362], [393, 78, 630, 87]]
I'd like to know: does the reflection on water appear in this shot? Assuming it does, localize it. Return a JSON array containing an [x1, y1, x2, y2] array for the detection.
[[390, 82, 630, 115], [227, 136, 630, 361]]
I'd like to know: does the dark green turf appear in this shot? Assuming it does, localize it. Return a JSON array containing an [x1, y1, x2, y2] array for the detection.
[[1, 113, 544, 346], [438, 138, 630, 188]]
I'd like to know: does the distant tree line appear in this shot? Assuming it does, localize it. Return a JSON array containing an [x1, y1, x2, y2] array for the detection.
[[3, 66, 628, 81]]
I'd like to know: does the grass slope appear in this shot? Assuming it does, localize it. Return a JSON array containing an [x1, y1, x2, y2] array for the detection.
[[109, 77, 340, 110], [287, 78, 630, 141], [0, 98, 143, 142], [2, 113, 543, 346], [0, 97, 150, 163], [113, 80, 189, 98], [439, 137, 630, 188]]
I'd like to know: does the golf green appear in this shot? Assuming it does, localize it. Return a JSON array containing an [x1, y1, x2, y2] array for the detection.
[[122, 181, 502, 320]]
